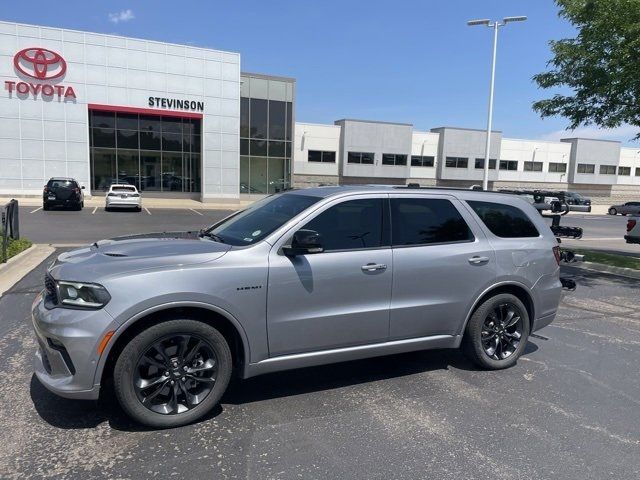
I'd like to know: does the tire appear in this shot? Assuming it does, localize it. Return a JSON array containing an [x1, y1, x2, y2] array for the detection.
[[462, 293, 530, 370], [137, 206, 142, 212], [113, 319, 232, 428], [43, 203, 49, 211], [105, 206, 110, 212], [609, 208, 617, 215]]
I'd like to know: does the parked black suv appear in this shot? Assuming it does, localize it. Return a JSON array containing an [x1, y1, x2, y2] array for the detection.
[[43, 178, 85, 211]]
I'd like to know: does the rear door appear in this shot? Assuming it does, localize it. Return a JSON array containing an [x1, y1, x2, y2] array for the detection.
[[388, 194, 496, 340], [47, 179, 75, 201]]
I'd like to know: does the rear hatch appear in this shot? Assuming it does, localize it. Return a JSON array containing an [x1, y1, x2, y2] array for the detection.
[[46, 180, 76, 200]]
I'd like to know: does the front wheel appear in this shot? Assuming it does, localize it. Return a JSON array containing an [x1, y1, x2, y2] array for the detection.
[[462, 293, 530, 370], [113, 319, 232, 428], [609, 208, 617, 215]]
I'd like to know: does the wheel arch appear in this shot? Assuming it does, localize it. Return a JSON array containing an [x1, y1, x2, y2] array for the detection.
[[97, 302, 251, 390], [461, 282, 535, 336]]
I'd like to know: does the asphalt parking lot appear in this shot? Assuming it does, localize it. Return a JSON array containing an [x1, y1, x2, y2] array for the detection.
[[0, 257, 638, 479]]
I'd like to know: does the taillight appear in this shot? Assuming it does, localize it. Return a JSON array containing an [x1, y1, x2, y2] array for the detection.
[[43, 186, 48, 193], [552, 245, 561, 265], [628, 219, 637, 232], [73, 187, 80, 194]]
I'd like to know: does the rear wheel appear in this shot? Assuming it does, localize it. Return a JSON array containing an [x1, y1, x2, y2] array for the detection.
[[609, 208, 617, 215], [43, 203, 49, 211], [462, 293, 530, 370], [113, 319, 232, 428]]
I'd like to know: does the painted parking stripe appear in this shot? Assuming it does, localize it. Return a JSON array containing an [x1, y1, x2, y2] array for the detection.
[[92, 207, 98, 214], [30, 206, 42, 213], [144, 207, 151, 215], [189, 208, 203, 216]]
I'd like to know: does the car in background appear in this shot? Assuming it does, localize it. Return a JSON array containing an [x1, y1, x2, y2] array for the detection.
[[624, 216, 640, 244], [105, 184, 142, 212], [560, 191, 592, 212], [43, 178, 84, 211], [608, 201, 640, 216]]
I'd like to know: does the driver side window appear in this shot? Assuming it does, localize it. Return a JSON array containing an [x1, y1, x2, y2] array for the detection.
[[302, 198, 386, 251]]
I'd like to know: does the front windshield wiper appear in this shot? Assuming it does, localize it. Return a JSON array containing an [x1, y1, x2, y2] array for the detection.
[[198, 229, 226, 243]]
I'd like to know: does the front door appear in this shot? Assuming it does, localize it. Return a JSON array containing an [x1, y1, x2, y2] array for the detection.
[[267, 196, 392, 356]]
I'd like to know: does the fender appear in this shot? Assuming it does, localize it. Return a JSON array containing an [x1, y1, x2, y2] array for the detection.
[[458, 280, 535, 338], [92, 301, 252, 387]]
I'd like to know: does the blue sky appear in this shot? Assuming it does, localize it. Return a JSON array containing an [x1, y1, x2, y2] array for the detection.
[[3, 0, 637, 144]]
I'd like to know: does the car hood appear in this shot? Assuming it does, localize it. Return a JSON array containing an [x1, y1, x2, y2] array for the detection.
[[48, 231, 231, 282]]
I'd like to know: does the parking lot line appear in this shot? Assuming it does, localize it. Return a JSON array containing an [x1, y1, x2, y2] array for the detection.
[[30, 206, 42, 213], [189, 208, 203, 216], [92, 207, 98, 214], [144, 207, 151, 215]]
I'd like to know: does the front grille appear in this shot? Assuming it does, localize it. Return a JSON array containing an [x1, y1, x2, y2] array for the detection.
[[44, 274, 58, 305]]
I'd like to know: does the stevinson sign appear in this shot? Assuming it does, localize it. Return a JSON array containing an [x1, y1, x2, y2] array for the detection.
[[4, 47, 77, 100]]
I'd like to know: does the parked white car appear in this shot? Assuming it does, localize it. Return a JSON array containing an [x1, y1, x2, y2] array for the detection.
[[625, 216, 640, 244], [105, 184, 142, 211]]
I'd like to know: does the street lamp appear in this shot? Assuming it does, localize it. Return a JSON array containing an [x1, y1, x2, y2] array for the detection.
[[468, 15, 527, 191]]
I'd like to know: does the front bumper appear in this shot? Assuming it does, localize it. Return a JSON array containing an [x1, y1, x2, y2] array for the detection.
[[31, 291, 116, 400]]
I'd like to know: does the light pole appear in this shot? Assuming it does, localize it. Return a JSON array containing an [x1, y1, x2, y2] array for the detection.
[[468, 16, 527, 191]]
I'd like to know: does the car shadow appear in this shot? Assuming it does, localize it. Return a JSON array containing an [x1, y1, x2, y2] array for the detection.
[[30, 341, 539, 432]]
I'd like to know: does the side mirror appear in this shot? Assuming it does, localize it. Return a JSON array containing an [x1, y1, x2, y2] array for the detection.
[[282, 229, 324, 257]]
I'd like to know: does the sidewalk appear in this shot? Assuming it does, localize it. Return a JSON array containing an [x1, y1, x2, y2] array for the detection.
[[0, 196, 250, 210]]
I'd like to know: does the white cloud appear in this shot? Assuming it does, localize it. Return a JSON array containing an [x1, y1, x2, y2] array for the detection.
[[540, 125, 639, 143], [108, 9, 135, 24]]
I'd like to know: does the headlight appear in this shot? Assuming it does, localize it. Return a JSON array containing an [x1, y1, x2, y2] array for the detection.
[[57, 281, 111, 309]]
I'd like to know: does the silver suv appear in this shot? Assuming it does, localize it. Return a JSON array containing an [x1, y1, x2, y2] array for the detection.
[[32, 186, 562, 427]]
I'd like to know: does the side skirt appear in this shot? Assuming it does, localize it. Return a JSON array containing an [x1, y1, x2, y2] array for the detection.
[[243, 334, 461, 379]]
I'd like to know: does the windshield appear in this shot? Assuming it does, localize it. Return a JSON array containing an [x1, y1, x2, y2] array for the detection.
[[204, 193, 320, 246]]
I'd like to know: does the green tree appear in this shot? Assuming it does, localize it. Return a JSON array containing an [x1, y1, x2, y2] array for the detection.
[[533, 0, 640, 138]]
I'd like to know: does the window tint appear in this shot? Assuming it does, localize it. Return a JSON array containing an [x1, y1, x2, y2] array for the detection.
[[618, 166, 631, 176], [499, 160, 518, 171], [303, 198, 385, 251], [445, 157, 468, 168], [524, 161, 543, 172], [548, 162, 567, 173], [411, 155, 435, 167], [599, 165, 616, 175], [577, 163, 595, 174], [467, 200, 539, 238], [391, 198, 473, 246], [475, 158, 497, 169]]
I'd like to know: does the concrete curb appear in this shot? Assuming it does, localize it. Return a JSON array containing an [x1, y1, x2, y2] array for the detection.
[[565, 261, 640, 280], [0, 244, 55, 296]]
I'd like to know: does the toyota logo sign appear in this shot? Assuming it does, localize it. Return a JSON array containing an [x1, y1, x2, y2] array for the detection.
[[13, 47, 67, 80]]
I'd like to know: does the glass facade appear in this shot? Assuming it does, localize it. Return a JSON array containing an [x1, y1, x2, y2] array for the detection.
[[239, 96, 293, 194], [89, 111, 201, 193]]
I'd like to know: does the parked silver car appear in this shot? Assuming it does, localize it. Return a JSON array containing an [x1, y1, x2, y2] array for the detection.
[[32, 186, 562, 427], [608, 201, 640, 216]]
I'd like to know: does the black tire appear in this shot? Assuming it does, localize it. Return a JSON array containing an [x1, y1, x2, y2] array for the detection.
[[43, 203, 49, 211], [113, 319, 232, 428], [136, 206, 142, 212], [462, 293, 530, 370], [609, 208, 617, 215], [105, 206, 110, 212]]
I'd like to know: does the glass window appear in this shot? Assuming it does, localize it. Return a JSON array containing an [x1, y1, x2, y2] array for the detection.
[[599, 165, 616, 175], [635, 168, 640, 176], [322, 151, 336, 163], [91, 148, 116, 190], [116, 150, 139, 187], [499, 160, 518, 171], [92, 128, 115, 148], [162, 117, 182, 134], [391, 198, 473, 246], [303, 198, 385, 251], [162, 132, 182, 151], [250, 98, 268, 139], [140, 151, 161, 191], [548, 162, 567, 173], [116, 113, 138, 130], [250, 156, 268, 193], [524, 161, 543, 172], [140, 130, 161, 150], [474, 158, 497, 169], [162, 153, 184, 191], [382, 154, 407, 166], [411, 156, 435, 167], [117, 129, 139, 149], [361, 152, 374, 165], [618, 166, 631, 176], [285, 102, 293, 141], [268, 141, 286, 158], [268, 100, 286, 140], [91, 111, 115, 128], [268, 157, 287, 193], [577, 163, 595, 174], [240, 97, 250, 138], [240, 156, 251, 193], [240, 138, 249, 156], [207, 193, 320, 246], [308, 150, 322, 162], [348, 152, 375, 164], [467, 200, 539, 238], [446, 157, 468, 168], [250, 140, 268, 156]]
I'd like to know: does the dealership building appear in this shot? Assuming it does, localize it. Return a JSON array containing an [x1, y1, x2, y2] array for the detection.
[[1, 20, 639, 204]]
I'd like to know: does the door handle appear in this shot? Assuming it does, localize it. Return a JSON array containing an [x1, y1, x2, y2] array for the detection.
[[361, 263, 387, 272], [468, 256, 490, 265]]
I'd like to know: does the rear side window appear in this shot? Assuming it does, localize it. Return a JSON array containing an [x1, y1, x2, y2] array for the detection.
[[303, 198, 385, 251], [390, 198, 473, 246], [467, 200, 539, 238]]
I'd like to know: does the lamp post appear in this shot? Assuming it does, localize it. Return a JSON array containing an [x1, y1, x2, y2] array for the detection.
[[468, 16, 527, 191]]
